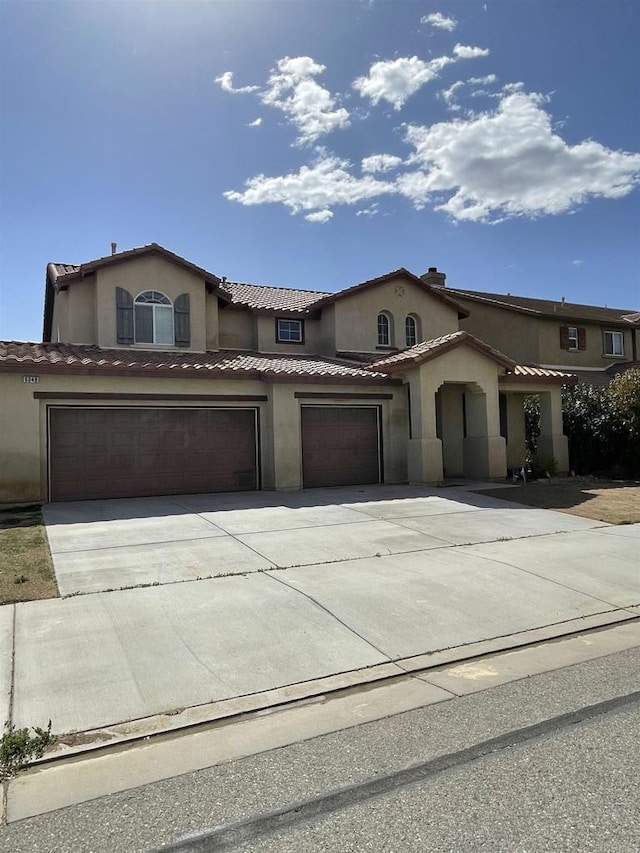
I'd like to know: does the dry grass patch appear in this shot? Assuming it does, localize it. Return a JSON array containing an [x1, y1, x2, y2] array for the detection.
[[477, 479, 640, 525], [0, 506, 59, 605]]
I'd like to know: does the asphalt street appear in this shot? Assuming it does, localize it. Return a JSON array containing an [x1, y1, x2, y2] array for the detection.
[[2, 642, 639, 853]]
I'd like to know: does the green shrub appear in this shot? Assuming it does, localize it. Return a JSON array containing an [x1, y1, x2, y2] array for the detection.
[[0, 720, 57, 780]]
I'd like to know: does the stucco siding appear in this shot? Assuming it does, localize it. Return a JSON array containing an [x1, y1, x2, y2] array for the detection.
[[457, 299, 540, 364], [96, 255, 210, 351], [333, 277, 459, 353], [0, 371, 406, 503], [537, 317, 634, 367], [218, 308, 256, 350]]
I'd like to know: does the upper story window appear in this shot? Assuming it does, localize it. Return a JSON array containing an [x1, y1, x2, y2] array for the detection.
[[377, 313, 391, 346], [276, 318, 304, 343], [405, 315, 419, 347], [116, 286, 190, 348], [135, 291, 173, 345], [560, 325, 585, 351], [603, 330, 624, 357]]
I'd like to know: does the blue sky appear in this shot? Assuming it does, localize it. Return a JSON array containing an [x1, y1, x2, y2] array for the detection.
[[1, 0, 639, 342]]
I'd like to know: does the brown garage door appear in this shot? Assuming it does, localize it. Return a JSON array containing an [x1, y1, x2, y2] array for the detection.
[[301, 406, 381, 488], [49, 407, 258, 501]]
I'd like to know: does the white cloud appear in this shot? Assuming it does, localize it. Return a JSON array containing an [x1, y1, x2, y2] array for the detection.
[[246, 117, 262, 127], [356, 203, 380, 217], [440, 80, 465, 108], [453, 44, 490, 59], [400, 91, 640, 222], [468, 74, 497, 86], [353, 55, 454, 110], [361, 154, 403, 173], [224, 154, 396, 216], [261, 56, 350, 145], [421, 12, 457, 31], [305, 209, 333, 223], [215, 71, 259, 94], [571, 259, 584, 265]]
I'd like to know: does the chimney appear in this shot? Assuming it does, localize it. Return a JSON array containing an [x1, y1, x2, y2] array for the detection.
[[111, 242, 117, 255], [420, 266, 446, 287]]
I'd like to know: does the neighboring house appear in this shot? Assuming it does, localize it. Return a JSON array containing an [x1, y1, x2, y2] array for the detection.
[[0, 245, 573, 503], [440, 279, 640, 386]]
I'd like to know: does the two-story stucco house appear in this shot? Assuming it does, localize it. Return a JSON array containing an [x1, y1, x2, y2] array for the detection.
[[0, 244, 574, 504], [444, 284, 640, 386]]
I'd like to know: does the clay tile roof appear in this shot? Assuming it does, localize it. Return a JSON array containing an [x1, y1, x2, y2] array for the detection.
[[447, 288, 640, 326], [499, 365, 578, 386], [52, 263, 81, 276], [367, 331, 515, 372], [219, 281, 328, 313], [0, 342, 395, 384]]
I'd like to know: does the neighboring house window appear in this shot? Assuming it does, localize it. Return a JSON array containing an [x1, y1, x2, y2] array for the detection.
[[377, 313, 390, 346], [135, 291, 174, 345], [276, 318, 304, 343], [603, 330, 624, 357], [405, 315, 419, 347], [559, 325, 586, 351]]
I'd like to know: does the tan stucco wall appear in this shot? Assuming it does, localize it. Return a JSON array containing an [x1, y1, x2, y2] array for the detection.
[[457, 300, 540, 364], [333, 277, 459, 353], [404, 345, 507, 482], [96, 255, 210, 351], [537, 318, 635, 367], [218, 307, 256, 350], [0, 371, 406, 503], [49, 278, 97, 344]]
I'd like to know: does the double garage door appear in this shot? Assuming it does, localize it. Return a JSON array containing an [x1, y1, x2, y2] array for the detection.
[[48, 405, 382, 501], [49, 407, 258, 502]]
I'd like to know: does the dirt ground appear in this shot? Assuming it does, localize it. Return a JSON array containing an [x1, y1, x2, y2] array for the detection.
[[0, 506, 59, 605], [478, 478, 640, 525]]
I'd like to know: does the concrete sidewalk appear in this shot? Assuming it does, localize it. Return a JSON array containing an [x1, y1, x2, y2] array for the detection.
[[2, 486, 638, 745]]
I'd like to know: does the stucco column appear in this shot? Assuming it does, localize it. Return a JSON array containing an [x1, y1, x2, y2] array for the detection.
[[537, 389, 569, 473], [462, 387, 507, 479], [504, 392, 527, 470], [266, 384, 302, 490], [406, 370, 443, 484]]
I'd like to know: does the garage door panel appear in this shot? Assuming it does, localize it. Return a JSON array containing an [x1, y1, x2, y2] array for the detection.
[[49, 408, 258, 501], [301, 406, 381, 488]]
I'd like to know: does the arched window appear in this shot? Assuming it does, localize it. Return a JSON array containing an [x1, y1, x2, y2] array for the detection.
[[134, 291, 173, 345], [405, 315, 418, 347], [377, 313, 390, 346]]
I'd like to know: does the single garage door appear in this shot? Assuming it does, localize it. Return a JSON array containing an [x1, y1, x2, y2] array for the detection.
[[49, 407, 258, 501], [301, 406, 381, 488]]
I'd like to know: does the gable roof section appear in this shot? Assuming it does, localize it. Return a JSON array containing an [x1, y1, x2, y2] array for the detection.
[[0, 341, 398, 385], [366, 331, 516, 373], [313, 268, 469, 319], [43, 243, 225, 341], [49, 243, 222, 288], [448, 287, 640, 326]]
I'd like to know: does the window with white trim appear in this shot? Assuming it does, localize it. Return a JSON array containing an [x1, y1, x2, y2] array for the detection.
[[603, 330, 624, 357], [377, 313, 390, 346], [134, 291, 173, 345], [405, 315, 419, 347], [276, 318, 303, 343], [567, 326, 578, 350]]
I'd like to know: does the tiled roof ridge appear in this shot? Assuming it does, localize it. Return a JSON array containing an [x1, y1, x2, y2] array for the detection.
[[366, 330, 515, 372], [448, 287, 639, 319]]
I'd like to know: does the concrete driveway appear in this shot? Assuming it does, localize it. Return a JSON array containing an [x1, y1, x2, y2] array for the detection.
[[5, 485, 640, 737]]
